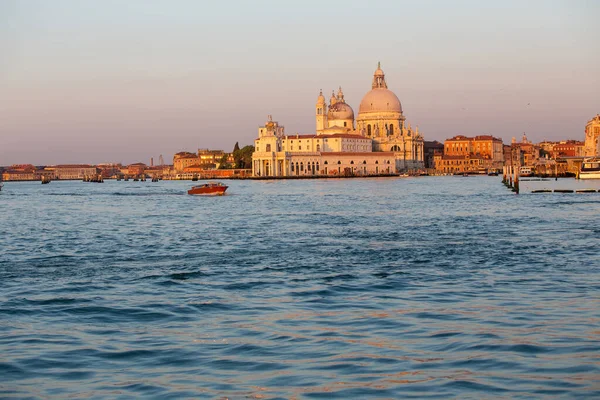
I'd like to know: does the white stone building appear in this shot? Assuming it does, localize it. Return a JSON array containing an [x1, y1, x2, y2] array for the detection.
[[584, 114, 600, 157], [252, 64, 424, 177]]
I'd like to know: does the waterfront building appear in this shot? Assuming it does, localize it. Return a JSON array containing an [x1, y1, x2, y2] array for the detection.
[[97, 163, 123, 178], [2, 169, 37, 181], [434, 154, 490, 174], [173, 149, 232, 173], [252, 64, 424, 177], [198, 149, 229, 165], [434, 135, 504, 174], [144, 166, 169, 178], [54, 165, 98, 180], [584, 114, 600, 157], [443, 135, 504, 161], [551, 140, 585, 158], [538, 140, 556, 155], [125, 163, 147, 177], [507, 134, 540, 168], [538, 140, 585, 159], [173, 152, 199, 173], [423, 141, 444, 170]]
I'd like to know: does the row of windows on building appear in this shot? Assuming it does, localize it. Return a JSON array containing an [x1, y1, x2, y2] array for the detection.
[[264, 159, 392, 168], [365, 123, 395, 136], [262, 143, 370, 152], [438, 159, 484, 166], [272, 160, 391, 175]]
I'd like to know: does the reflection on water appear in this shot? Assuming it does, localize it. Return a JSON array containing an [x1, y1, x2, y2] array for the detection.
[[1, 177, 599, 398]]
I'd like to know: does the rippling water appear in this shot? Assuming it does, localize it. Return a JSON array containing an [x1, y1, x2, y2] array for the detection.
[[1, 178, 599, 399]]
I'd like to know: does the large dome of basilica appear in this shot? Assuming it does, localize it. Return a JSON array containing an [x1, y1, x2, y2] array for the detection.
[[359, 89, 402, 114], [358, 64, 402, 115]]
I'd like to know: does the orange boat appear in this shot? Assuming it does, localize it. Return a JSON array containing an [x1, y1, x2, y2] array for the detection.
[[187, 181, 228, 196]]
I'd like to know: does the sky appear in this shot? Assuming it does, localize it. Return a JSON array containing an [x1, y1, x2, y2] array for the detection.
[[1, 0, 599, 166]]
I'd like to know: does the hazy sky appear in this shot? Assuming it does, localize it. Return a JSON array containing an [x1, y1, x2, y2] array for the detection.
[[1, 0, 599, 165]]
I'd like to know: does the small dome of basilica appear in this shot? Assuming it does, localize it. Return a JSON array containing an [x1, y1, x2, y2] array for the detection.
[[328, 101, 354, 120]]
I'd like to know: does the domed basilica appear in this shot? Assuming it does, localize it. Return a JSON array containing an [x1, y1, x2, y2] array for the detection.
[[252, 64, 424, 177]]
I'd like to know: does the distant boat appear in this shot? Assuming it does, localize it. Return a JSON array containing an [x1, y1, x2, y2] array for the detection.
[[188, 181, 228, 196], [519, 166, 533, 177], [578, 158, 600, 180], [41, 176, 51, 184]]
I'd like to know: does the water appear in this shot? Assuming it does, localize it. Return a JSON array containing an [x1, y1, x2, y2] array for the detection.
[[1, 177, 599, 399]]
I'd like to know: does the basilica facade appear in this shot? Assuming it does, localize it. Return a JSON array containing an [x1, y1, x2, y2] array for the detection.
[[252, 64, 424, 177]]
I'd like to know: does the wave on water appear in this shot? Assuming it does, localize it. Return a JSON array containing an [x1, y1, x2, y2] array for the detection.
[[1, 178, 599, 399]]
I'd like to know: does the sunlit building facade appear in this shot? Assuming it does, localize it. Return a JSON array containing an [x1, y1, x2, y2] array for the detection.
[[252, 64, 424, 177], [584, 114, 600, 157]]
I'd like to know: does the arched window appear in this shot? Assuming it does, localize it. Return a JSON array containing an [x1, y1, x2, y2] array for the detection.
[[344, 121, 347, 127], [266, 144, 271, 152], [324, 160, 328, 165], [300, 162, 303, 172], [375, 160, 379, 164], [316, 144, 320, 151], [291, 163, 294, 172], [350, 161, 354, 164], [391, 145, 400, 152], [390, 124, 394, 135], [337, 161, 341, 164], [363, 160, 367, 164], [367, 125, 372, 136]]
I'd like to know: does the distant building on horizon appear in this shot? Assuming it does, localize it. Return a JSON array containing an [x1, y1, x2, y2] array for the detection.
[[172, 149, 231, 174], [252, 63, 425, 177], [538, 140, 585, 158], [433, 134, 504, 174], [584, 114, 600, 157], [423, 141, 444, 169], [508, 134, 540, 168]]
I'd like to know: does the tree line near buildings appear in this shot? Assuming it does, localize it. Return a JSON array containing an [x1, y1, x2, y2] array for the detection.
[[219, 142, 254, 169]]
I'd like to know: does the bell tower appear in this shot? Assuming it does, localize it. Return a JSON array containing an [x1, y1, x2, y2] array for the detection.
[[316, 89, 327, 133]]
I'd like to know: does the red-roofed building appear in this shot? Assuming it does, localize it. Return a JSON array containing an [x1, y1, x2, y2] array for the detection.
[[435, 134, 504, 173]]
